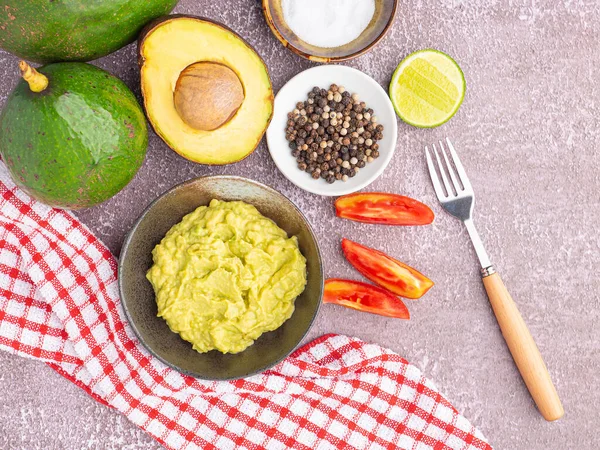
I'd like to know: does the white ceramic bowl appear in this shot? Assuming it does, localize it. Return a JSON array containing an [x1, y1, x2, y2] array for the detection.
[[266, 65, 397, 196]]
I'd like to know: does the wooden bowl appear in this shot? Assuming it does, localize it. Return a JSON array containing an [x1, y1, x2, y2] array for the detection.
[[262, 0, 397, 62]]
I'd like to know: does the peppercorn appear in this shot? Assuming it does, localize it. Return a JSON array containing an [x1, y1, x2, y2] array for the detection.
[[284, 83, 384, 184]]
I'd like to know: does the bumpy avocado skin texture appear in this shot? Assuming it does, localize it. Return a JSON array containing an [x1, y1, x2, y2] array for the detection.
[[0, 0, 179, 63], [0, 63, 148, 209]]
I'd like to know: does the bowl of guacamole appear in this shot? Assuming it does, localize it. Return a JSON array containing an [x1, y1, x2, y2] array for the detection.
[[147, 199, 308, 355], [118, 176, 323, 380]]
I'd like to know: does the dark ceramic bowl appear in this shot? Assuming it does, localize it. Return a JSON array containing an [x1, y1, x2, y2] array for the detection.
[[262, 0, 397, 62], [118, 176, 323, 380]]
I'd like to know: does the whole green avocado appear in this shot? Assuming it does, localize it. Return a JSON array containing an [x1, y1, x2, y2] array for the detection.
[[0, 62, 148, 209], [0, 0, 179, 63]]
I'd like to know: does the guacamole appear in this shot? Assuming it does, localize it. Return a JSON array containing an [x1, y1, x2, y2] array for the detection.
[[146, 199, 307, 354]]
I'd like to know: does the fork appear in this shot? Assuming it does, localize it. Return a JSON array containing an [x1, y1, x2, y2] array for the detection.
[[425, 138, 564, 422]]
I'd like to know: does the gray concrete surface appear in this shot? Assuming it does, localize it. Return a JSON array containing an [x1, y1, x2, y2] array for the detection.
[[1, 0, 599, 449]]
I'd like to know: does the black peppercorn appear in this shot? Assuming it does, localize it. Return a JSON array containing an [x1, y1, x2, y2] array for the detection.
[[285, 83, 384, 185]]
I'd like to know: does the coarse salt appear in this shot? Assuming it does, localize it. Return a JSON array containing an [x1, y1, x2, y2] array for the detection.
[[281, 0, 376, 49]]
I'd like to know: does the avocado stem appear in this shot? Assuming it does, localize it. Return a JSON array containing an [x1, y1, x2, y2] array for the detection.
[[19, 61, 48, 93]]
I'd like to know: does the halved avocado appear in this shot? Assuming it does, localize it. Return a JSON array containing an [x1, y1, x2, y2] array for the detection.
[[138, 15, 274, 165]]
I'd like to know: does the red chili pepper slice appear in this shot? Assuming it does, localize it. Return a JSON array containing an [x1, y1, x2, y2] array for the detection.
[[341, 239, 433, 299], [323, 278, 410, 319], [335, 192, 434, 225]]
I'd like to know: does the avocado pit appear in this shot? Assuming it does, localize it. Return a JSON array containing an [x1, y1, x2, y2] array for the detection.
[[173, 62, 244, 131]]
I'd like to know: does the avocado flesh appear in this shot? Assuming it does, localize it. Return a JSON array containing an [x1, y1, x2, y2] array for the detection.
[[139, 17, 274, 165]]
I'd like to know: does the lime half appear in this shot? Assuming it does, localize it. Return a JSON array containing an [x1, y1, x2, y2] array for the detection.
[[389, 49, 466, 128]]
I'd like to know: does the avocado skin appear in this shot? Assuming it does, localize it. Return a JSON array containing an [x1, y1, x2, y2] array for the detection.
[[0, 63, 148, 209], [0, 0, 179, 63]]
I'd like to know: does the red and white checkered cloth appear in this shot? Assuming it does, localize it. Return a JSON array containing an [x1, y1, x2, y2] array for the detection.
[[0, 161, 492, 450]]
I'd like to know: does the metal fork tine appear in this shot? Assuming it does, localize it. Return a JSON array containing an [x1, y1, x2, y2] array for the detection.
[[439, 140, 461, 192], [432, 143, 453, 197], [425, 147, 447, 200], [445, 137, 472, 191]]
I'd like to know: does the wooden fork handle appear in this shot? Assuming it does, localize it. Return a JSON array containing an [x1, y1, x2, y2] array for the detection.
[[482, 272, 564, 421]]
